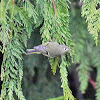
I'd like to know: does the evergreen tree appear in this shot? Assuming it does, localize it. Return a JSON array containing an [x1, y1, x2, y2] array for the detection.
[[0, 0, 100, 100]]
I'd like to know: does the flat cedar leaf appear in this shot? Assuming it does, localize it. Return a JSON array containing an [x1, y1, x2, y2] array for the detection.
[[50, 57, 60, 75], [19, 67, 23, 82], [81, 0, 100, 45], [60, 56, 75, 100]]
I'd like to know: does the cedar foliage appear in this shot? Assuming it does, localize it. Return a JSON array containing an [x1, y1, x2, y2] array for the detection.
[[81, 0, 100, 45], [70, 7, 100, 100], [0, 0, 100, 100], [0, 0, 36, 99]]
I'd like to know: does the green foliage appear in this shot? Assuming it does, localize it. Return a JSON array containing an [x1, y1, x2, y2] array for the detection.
[[0, 0, 37, 100], [70, 8, 100, 99], [1, 0, 100, 100], [77, 63, 91, 93], [70, 8, 92, 94], [49, 57, 60, 75], [81, 0, 100, 45], [60, 56, 74, 100], [39, 0, 75, 99], [0, 0, 75, 100]]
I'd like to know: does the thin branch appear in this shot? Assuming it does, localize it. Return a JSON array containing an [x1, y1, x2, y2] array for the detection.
[[12, 0, 15, 5], [89, 78, 96, 90], [6, 31, 10, 39], [52, 0, 57, 18], [12, 0, 15, 16]]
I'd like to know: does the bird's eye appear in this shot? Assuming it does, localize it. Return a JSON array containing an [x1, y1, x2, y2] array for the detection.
[[64, 48, 67, 50]]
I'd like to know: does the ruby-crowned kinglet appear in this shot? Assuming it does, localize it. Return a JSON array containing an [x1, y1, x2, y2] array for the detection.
[[27, 41, 71, 58]]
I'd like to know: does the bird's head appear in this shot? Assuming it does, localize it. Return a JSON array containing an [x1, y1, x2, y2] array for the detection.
[[59, 45, 71, 55]]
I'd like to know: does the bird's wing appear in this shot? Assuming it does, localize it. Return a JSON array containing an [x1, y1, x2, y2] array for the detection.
[[40, 42, 49, 46], [26, 42, 50, 56]]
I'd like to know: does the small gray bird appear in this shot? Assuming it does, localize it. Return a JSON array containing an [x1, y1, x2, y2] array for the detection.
[[27, 41, 71, 58]]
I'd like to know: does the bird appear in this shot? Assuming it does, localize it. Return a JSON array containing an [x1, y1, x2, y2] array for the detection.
[[26, 41, 71, 58]]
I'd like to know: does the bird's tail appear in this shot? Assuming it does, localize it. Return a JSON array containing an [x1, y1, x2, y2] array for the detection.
[[26, 49, 41, 55]]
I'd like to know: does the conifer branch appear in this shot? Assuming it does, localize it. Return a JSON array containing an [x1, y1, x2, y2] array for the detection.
[[81, 0, 100, 45]]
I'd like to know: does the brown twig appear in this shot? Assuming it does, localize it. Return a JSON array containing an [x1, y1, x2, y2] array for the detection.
[[89, 78, 96, 89], [12, 0, 15, 5], [52, 0, 57, 18]]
